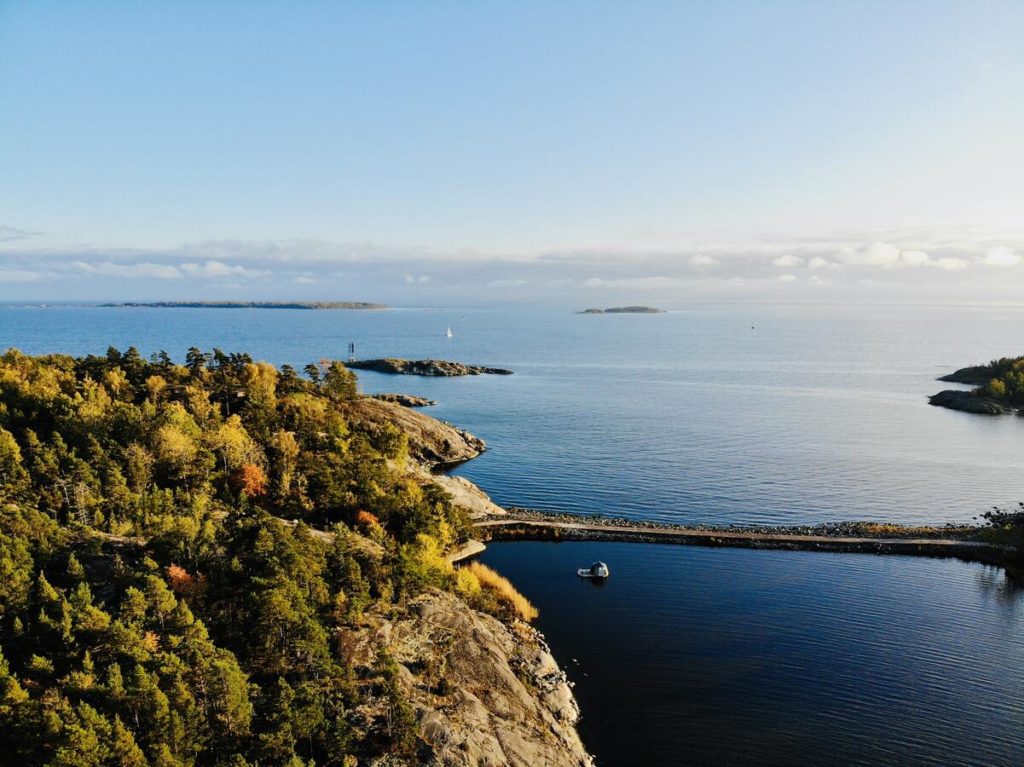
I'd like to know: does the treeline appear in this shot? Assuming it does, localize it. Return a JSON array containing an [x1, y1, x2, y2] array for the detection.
[[976, 356, 1024, 405], [0, 347, 520, 766]]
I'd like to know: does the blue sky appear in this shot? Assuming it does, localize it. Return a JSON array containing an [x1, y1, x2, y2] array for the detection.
[[1, 1, 1022, 304]]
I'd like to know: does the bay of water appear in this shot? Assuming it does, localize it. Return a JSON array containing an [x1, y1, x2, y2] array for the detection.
[[3, 302, 1023, 764], [481, 541, 1024, 767]]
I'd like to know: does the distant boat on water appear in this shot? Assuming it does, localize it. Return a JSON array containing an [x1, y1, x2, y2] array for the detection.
[[445, 326, 453, 338]]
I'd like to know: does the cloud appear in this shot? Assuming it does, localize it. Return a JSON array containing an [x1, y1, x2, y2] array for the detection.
[[292, 276, 317, 284], [982, 246, 1022, 267], [688, 254, 716, 267], [485, 279, 528, 289], [179, 260, 268, 279], [930, 257, 968, 271], [777, 273, 797, 282], [583, 276, 684, 289], [0, 269, 44, 283], [808, 275, 831, 286], [772, 254, 803, 268], [839, 241, 902, 266], [807, 256, 836, 270], [73, 261, 183, 280], [0, 225, 42, 243], [899, 250, 930, 267]]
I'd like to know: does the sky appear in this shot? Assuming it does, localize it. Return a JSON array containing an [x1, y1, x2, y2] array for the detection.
[[1, 1, 1022, 306]]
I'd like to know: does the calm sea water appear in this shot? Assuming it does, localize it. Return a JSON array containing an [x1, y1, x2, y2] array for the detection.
[[481, 541, 1024, 767], [4, 303, 1023, 526], [3, 302, 1023, 764]]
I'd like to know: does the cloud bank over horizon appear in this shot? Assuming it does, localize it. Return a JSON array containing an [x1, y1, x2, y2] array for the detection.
[[2, 224, 1023, 306]]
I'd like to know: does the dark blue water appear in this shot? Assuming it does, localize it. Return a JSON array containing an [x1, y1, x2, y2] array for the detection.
[[481, 542, 1024, 767], [4, 302, 1024, 764]]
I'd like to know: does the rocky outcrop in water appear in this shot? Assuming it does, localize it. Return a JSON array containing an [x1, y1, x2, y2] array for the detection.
[[349, 358, 513, 376], [937, 365, 998, 386], [928, 389, 1017, 415], [347, 590, 593, 767], [343, 397, 486, 465], [370, 392, 437, 407]]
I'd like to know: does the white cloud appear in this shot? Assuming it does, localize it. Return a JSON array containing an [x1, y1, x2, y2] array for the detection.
[[982, 246, 1022, 267], [73, 261, 183, 280], [485, 279, 528, 289], [688, 254, 716, 267], [293, 276, 317, 284], [808, 275, 831, 286], [778, 273, 797, 282], [899, 250, 930, 267], [839, 241, 902, 266], [179, 260, 268, 279], [930, 257, 968, 271], [772, 254, 803, 268], [807, 256, 834, 270]]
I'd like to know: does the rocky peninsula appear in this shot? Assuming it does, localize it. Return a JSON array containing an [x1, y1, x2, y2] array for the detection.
[[348, 358, 514, 376], [929, 356, 1024, 415], [578, 306, 665, 314]]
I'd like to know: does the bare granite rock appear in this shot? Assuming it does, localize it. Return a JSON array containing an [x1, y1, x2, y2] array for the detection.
[[343, 397, 486, 466], [349, 590, 593, 767], [370, 393, 438, 407]]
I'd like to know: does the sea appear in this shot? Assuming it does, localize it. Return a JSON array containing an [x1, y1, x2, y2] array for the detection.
[[3, 302, 1023, 765]]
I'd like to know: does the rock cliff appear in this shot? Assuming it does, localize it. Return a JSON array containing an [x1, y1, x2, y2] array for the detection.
[[346, 590, 593, 767]]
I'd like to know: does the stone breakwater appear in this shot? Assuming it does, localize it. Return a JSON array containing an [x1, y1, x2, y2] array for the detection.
[[474, 510, 1016, 566]]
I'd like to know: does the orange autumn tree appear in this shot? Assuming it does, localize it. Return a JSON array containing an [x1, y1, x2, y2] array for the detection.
[[231, 463, 268, 497]]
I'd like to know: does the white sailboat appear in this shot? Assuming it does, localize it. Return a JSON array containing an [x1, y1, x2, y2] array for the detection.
[[445, 326, 453, 338]]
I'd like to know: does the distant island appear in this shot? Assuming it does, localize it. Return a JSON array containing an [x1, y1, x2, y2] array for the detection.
[[103, 301, 389, 310], [577, 306, 665, 314], [929, 356, 1024, 415], [348, 358, 513, 376]]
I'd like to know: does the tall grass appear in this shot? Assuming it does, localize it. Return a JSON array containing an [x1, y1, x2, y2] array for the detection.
[[462, 562, 539, 622]]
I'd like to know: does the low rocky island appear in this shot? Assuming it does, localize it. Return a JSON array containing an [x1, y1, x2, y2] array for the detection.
[[578, 305, 665, 314], [369, 392, 437, 407], [104, 300, 389, 310], [930, 356, 1024, 415], [348, 358, 514, 376]]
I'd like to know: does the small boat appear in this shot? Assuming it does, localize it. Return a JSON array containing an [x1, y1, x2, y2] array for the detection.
[[445, 326, 453, 338], [577, 561, 610, 579]]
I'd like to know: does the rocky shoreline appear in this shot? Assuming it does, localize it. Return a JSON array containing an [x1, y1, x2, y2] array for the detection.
[[349, 358, 514, 376], [928, 388, 1019, 415], [370, 392, 437, 407]]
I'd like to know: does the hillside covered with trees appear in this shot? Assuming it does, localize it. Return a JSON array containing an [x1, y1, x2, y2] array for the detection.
[[0, 347, 556, 767]]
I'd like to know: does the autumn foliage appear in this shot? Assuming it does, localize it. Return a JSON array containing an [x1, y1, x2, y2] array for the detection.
[[231, 463, 268, 496]]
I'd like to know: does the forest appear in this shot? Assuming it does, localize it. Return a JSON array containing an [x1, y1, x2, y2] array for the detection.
[[0, 347, 525, 766]]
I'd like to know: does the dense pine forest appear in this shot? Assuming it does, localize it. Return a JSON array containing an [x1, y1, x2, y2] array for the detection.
[[0, 347, 529, 766]]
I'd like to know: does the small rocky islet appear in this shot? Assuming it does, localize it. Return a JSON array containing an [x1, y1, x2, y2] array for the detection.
[[929, 357, 1024, 415], [577, 305, 665, 314], [347, 358, 513, 376]]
